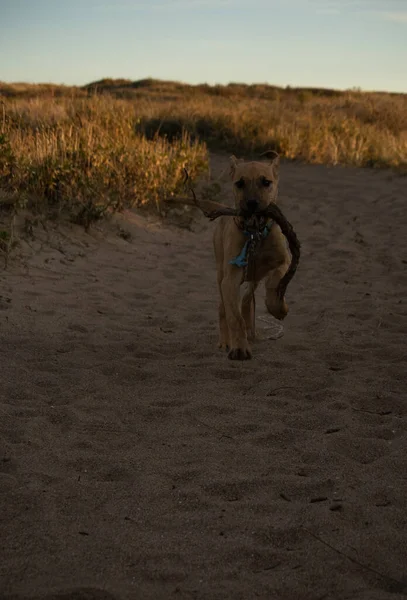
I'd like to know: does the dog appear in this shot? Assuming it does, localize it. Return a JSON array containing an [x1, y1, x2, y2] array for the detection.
[[213, 151, 291, 360]]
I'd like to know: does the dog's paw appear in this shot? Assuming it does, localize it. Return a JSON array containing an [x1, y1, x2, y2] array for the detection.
[[218, 341, 230, 352], [228, 347, 252, 361], [265, 297, 288, 321]]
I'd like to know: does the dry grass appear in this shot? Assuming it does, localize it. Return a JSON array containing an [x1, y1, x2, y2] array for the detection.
[[0, 93, 208, 229], [1, 78, 406, 232], [132, 85, 407, 169]]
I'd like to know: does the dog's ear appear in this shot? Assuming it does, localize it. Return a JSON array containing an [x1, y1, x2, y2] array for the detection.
[[259, 150, 279, 164], [259, 150, 280, 175], [229, 155, 239, 178]]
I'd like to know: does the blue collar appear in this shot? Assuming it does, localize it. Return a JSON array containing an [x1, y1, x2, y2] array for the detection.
[[229, 221, 272, 268]]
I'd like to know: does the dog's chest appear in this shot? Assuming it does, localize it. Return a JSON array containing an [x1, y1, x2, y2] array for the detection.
[[247, 240, 282, 279], [256, 238, 279, 266]]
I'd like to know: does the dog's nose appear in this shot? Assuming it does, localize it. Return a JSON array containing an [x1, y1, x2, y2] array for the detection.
[[246, 199, 258, 212]]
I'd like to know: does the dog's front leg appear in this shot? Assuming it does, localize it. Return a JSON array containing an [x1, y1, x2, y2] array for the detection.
[[265, 262, 289, 320], [221, 269, 252, 360], [264, 227, 291, 320]]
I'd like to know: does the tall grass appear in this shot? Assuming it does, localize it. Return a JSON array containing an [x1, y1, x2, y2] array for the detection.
[[0, 94, 208, 227], [136, 92, 407, 169], [1, 79, 406, 231]]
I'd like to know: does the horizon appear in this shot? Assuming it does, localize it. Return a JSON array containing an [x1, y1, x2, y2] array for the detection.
[[2, 77, 406, 97], [1, 0, 407, 94]]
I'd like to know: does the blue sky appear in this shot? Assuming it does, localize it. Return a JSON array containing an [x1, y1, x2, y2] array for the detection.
[[1, 0, 406, 92]]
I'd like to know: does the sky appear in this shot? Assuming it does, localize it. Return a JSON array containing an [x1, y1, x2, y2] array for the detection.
[[1, 0, 406, 93]]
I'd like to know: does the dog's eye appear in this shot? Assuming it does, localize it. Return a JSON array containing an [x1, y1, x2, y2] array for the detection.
[[262, 178, 272, 187], [235, 178, 245, 189]]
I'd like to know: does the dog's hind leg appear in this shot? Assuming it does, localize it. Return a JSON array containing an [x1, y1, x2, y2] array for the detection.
[[241, 281, 258, 342], [221, 269, 252, 360], [217, 272, 230, 351], [214, 222, 230, 351]]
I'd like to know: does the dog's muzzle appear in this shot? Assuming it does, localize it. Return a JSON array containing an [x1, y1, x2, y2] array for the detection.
[[245, 199, 259, 215]]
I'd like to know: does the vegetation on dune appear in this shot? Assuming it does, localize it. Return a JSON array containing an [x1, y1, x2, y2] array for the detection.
[[0, 78, 406, 242], [0, 94, 208, 230]]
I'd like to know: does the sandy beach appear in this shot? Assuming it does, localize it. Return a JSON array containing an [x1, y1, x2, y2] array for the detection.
[[1, 153, 406, 600]]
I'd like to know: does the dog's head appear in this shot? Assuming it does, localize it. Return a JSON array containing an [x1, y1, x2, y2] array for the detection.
[[229, 150, 280, 215]]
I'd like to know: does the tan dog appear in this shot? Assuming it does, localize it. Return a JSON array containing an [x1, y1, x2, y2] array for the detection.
[[213, 151, 291, 360]]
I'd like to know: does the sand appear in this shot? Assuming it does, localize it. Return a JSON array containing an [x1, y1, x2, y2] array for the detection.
[[1, 153, 407, 600]]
